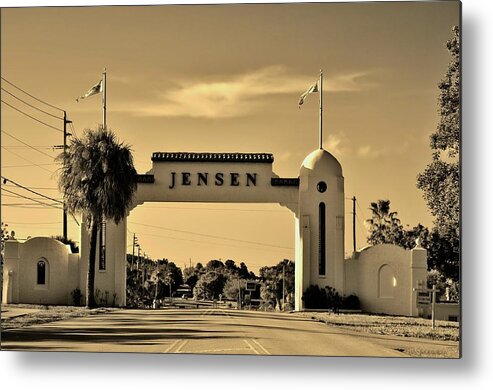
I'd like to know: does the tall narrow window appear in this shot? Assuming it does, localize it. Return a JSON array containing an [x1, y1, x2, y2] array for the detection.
[[319, 202, 326, 276], [37, 260, 46, 285], [99, 220, 106, 270]]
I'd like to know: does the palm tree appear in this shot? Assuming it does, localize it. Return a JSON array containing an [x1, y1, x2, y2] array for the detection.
[[366, 200, 404, 246], [57, 126, 137, 308]]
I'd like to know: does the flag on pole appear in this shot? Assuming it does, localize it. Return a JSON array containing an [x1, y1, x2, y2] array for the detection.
[[76, 80, 103, 102], [298, 81, 319, 108]]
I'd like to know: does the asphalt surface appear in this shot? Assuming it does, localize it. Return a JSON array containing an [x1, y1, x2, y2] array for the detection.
[[1, 308, 407, 357]]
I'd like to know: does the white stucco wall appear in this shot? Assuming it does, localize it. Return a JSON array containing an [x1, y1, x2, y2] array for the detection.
[[134, 157, 299, 207], [344, 244, 428, 316], [79, 218, 127, 306], [2, 237, 80, 305]]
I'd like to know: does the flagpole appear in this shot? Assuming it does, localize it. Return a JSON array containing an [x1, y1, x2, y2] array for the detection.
[[102, 68, 107, 129], [319, 69, 323, 150]]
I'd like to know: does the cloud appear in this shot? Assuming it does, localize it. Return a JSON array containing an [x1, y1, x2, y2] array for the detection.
[[120, 66, 373, 119], [322, 134, 387, 160], [356, 145, 383, 159]]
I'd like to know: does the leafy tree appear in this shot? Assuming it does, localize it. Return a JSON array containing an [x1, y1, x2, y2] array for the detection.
[[416, 26, 460, 283], [57, 126, 137, 308], [366, 200, 405, 246], [426, 229, 459, 282], [223, 277, 247, 301], [224, 259, 238, 273], [1, 222, 14, 254], [205, 259, 224, 272], [183, 266, 199, 290], [51, 235, 79, 254], [259, 259, 294, 309], [417, 26, 459, 237], [193, 271, 226, 300], [236, 261, 257, 279]]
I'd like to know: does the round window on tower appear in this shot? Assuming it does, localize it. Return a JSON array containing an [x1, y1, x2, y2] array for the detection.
[[317, 181, 327, 193]]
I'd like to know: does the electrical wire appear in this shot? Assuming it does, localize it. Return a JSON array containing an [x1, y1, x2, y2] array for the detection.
[[2, 163, 56, 168], [1, 87, 63, 120], [1, 176, 63, 204], [1, 193, 62, 201], [1, 99, 63, 133], [1, 204, 60, 209], [1, 146, 55, 173], [1, 76, 64, 112], [2, 183, 58, 190], [2, 221, 61, 225], [133, 231, 293, 254], [129, 221, 294, 250], [2, 188, 62, 209], [2, 130, 58, 159]]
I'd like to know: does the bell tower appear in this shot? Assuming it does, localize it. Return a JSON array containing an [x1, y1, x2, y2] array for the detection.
[[295, 148, 345, 310]]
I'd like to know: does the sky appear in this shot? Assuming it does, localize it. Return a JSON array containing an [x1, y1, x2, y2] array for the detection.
[[1, 1, 460, 273]]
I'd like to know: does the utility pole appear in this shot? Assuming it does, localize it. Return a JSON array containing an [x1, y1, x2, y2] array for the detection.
[[131, 234, 136, 271], [238, 275, 242, 310], [62, 111, 72, 241], [352, 196, 357, 254], [282, 263, 286, 311]]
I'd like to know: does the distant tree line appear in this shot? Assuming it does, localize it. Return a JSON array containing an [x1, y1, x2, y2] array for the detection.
[[126, 256, 295, 310]]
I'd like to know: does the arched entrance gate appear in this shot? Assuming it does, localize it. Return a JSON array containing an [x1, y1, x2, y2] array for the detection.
[[80, 148, 345, 311]]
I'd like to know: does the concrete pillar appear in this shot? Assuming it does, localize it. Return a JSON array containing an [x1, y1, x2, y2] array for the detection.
[[410, 239, 428, 316], [296, 149, 345, 310], [112, 217, 127, 307], [3, 239, 20, 304]]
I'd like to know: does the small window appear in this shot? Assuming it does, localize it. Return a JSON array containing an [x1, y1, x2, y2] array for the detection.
[[37, 260, 46, 285], [448, 316, 458, 322], [99, 220, 106, 270]]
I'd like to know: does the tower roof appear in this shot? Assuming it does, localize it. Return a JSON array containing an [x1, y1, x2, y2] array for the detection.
[[300, 148, 342, 176]]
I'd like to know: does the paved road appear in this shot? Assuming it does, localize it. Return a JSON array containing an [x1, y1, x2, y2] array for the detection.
[[1, 308, 407, 357]]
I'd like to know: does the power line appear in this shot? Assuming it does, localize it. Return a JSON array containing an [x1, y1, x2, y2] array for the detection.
[[3, 221, 61, 225], [2, 130, 57, 159], [2, 163, 56, 168], [2, 146, 57, 149], [2, 193, 62, 201], [2, 183, 58, 190], [1, 87, 63, 120], [2, 146, 55, 173], [1, 176, 63, 204], [1, 99, 63, 133], [356, 199, 368, 222], [129, 221, 294, 250], [133, 231, 293, 254], [69, 121, 78, 138], [1, 76, 64, 112], [2, 188, 62, 209], [1, 204, 60, 209]]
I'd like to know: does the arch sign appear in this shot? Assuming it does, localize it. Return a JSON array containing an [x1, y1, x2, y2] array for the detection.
[[81, 148, 346, 311]]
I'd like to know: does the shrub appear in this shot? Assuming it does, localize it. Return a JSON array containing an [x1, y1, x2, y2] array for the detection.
[[342, 294, 360, 310], [71, 288, 83, 306], [302, 285, 360, 310]]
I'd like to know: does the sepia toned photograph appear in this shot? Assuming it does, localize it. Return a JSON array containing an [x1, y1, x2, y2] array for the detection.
[[1, 1, 460, 358]]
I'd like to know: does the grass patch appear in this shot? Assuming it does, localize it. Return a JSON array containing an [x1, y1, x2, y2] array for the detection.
[[297, 312, 460, 342], [1, 304, 114, 331]]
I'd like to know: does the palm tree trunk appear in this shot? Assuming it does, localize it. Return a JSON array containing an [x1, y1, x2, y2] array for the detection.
[[86, 221, 99, 308]]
